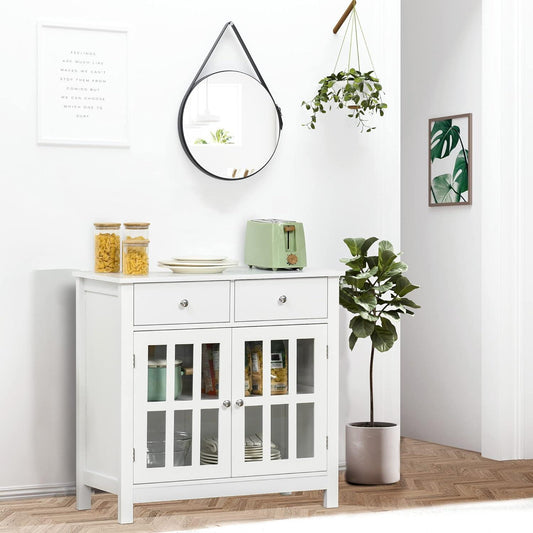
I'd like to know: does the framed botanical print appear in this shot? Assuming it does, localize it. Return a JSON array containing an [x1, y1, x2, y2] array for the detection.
[[428, 113, 471, 206]]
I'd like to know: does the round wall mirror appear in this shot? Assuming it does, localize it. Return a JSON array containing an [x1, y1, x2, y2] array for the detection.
[[178, 70, 282, 180]]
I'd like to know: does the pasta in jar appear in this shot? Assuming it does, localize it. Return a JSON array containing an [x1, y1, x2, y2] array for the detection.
[[122, 238, 149, 275], [248, 342, 263, 395], [270, 340, 288, 395], [94, 223, 121, 273]]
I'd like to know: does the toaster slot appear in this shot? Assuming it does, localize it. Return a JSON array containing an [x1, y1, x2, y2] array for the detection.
[[284, 224, 295, 251]]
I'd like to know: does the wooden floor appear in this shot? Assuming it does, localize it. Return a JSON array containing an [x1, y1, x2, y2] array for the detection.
[[2, 437, 533, 532]]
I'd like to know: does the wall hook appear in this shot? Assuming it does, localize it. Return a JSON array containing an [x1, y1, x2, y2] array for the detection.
[[333, 0, 356, 34]]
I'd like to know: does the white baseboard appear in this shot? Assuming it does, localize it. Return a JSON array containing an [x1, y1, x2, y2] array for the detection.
[[0, 482, 75, 501], [0, 467, 347, 501]]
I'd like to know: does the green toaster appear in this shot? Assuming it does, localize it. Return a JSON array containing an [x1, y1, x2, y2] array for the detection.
[[244, 219, 307, 270]]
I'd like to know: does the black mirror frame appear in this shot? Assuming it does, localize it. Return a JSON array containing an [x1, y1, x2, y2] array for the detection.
[[177, 69, 282, 181], [177, 21, 283, 181]]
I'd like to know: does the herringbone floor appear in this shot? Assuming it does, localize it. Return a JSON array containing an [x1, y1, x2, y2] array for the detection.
[[1, 437, 533, 532]]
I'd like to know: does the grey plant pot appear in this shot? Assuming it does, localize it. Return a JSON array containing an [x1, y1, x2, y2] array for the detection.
[[345, 422, 400, 485]]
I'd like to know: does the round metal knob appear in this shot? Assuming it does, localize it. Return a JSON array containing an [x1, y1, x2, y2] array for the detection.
[[179, 299, 189, 308], [235, 399, 244, 407], [278, 295, 287, 304], [222, 400, 231, 408]]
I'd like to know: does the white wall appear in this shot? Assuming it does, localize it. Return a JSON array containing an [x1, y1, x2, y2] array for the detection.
[[520, 0, 533, 460], [0, 0, 400, 492], [480, 0, 533, 460], [401, 0, 482, 452]]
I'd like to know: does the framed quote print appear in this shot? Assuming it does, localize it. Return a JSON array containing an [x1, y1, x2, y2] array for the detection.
[[37, 21, 129, 147]]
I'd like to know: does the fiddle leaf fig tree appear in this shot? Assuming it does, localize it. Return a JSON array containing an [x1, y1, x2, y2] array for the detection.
[[339, 237, 420, 426]]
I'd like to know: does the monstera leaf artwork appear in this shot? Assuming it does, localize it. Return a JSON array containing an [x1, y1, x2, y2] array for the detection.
[[429, 114, 471, 206], [430, 120, 460, 161]]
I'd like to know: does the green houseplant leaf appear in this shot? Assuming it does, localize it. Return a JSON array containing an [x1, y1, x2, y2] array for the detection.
[[349, 316, 375, 338], [344, 237, 366, 257], [354, 291, 377, 312], [378, 240, 394, 253], [393, 275, 419, 297], [370, 326, 396, 353], [339, 238, 420, 426], [378, 247, 396, 273], [361, 237, 379, 256], [397, 297, 421, 309]]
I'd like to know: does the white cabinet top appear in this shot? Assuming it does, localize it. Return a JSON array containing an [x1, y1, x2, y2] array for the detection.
[[73, 267, 342, 284]]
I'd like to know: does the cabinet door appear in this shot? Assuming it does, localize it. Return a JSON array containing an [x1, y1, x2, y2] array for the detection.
[[231, 324, 328, 477], [133, 329, 232, 483]]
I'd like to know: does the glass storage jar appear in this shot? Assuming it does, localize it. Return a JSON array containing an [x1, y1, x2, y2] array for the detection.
[[173, 432, 192, 466], [123, 238, 149, 275], [94, 223, 121, 273], [123, 222, 150, 241]]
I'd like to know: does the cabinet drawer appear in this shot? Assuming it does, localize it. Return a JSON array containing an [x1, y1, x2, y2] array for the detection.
[[134, 282, 230, 325], [234, 278, 328, 322]]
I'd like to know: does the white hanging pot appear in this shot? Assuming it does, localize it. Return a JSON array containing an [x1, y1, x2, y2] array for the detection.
[[345, 422, 400, 485]]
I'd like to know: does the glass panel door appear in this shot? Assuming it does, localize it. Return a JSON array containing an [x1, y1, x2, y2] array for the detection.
[[134, 329, 231, 483], [231, 325, 327, 477]]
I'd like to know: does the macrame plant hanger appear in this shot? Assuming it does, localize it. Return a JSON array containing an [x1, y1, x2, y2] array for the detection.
[[301, 1, 385, 132], [331, 1, 376, 77]]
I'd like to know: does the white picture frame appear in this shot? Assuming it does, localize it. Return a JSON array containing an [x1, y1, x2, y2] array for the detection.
[[37, 21, 129, 147]]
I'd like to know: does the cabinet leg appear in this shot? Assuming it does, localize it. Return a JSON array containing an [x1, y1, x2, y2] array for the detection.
[[76, 484, 92, 510], [118, 494, 134, 524], [323, 486, 339, 508]]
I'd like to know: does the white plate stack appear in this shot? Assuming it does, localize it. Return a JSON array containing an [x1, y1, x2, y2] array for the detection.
[[158, 255, 238, 274], [244, 433, 282, 462], [200, 436, 219, 465], [200, 451, 219, 465], [199, 435, 282, 465]]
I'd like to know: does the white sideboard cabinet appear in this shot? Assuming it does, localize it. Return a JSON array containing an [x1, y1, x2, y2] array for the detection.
[[74, 268, 339, 524]]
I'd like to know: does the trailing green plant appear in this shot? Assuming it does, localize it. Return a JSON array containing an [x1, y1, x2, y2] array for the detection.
[[339, 237, 420, 426], [301, 4, 386, 132], [302, 69, 386, 132], [430, 119, 469, 203]]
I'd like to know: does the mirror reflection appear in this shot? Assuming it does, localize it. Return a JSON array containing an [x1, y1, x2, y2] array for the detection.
[[179, 71, 281, 180]]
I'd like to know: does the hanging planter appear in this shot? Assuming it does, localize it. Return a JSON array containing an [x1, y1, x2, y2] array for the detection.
[[302, 1, 387, 133]]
